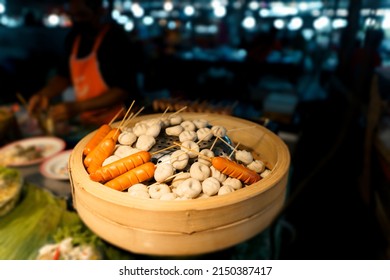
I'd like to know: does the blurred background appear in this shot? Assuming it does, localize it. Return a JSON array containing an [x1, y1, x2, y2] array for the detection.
[[0, 0, 389, 259]]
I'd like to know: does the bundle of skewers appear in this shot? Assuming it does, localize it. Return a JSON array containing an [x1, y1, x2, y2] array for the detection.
[[82, 102, 272, 200], [152, 98, 238, 116]]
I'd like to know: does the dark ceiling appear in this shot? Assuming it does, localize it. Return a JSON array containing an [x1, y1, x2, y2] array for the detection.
[[5, 0, 390, 15]]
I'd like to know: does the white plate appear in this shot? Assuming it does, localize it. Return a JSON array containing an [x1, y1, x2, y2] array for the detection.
[[0, 136, 66, 167], [40, 150, 73, 180]]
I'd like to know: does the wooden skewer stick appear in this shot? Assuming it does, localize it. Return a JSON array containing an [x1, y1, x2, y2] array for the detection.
[[148, 171, 184, 188], [108, 107, 125, 126], [168, 106, 187, 119], [196, 131, 213, 144], [121, 100, 135, 121], [157, 147, 193, 165], [151, 143, 192, 167], [173, 141, 211, 162], [229, 142, 240, 159], [128, 100, 136, 111], [216, 135, 236, 151], [122, 106, 145, 128], [123, 112, 134, 127], [129, 106, 145, 121], [161, 106, 170, 118], [150, 144, 178, 156], [117, 100, 135, 126], [120, 105, 134, 127], [209, 137, 219, 151], [149, 106, 170, 125], [112, 104, 135, 139]]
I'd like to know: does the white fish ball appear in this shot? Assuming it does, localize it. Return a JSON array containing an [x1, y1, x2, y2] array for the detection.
[[247, 159, 265, 173], [196, 127, 213, 141], [193, 119, 209, 129], [235, 150, 253, 165], [165, 125, 184, 136], [102, 155, 120, 166], [181, 140, 199, 158], [210, 166, 227, 183], [198, 149, 214, 166], [160, 117, 171, 128], [122, 126, 133, 133], [218, 185, 235, 196], [180, 120, 196, 131], [154, 163, 175, 182], [169, 115, 183, 126], [145, 118, 163, 127], [148, 183, 171, 199], [179, 130, 197, 142], [211, 125, 227, 137], [190, 162, 211, 181], [128, 190, 151, 199], [155, 154, 171, 165], [160, 192, 178, 201], [114, 145, 140, 158], [128, 183, 149, 192], [146, 124, 161, 138], [133, 123, 149, 137], [171, 172, 191, 188], [118, 131, 137, 146], [202, 177, 221, 196], [196, 193, 210, 199], [170, 150, 189, 170], [135, 135, 156, 151], [261, 169, 271, 178], [223, 177, 242, 190], [176, 178, 202, 199]]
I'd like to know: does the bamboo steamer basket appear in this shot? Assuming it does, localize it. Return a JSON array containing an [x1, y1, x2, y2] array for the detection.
[[68, 113, 290, 256]]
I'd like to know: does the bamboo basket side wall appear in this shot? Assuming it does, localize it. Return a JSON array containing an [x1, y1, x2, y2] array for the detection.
[[68, 113, 291, 256]]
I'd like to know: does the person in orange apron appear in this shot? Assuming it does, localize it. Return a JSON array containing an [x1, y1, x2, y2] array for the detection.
[[27, 0, 139, 128], [70, 25, 125, 125]]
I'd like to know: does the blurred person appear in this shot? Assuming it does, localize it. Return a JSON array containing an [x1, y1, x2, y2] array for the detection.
[[28, 0, 140, 127]]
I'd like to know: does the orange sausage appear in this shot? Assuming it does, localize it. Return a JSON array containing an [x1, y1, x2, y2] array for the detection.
[[104, 162, 156, 191], [211, 157, 261, 185], [83, 127, 121, 168], [90, 151, 151, 183], [105, 127, 121, 143], [86, 137, 117, 174], [83, 124, 111, 156]]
